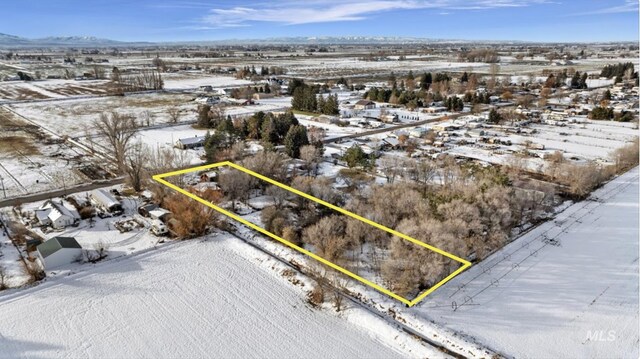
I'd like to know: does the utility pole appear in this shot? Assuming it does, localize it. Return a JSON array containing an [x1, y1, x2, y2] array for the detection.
[[0, 176, 5, 199]]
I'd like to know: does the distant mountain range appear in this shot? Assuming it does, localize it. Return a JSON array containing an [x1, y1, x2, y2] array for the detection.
[[0, 33, 633, 48], [0, 33, 520, 48], [0, 33, 150, 47]]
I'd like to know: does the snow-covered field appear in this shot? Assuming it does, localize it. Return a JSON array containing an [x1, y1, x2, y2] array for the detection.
[[0, 79, 112, 101], [0, 107, 95, 197], [9, 93, 197, 138], [162, 73, 252, 90], [413, 167, 639, 358], [0, 234, 440, 359]]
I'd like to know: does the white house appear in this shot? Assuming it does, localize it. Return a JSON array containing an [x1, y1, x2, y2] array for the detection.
[[36, 237, 82, 270], [34, 200, 80, 229]]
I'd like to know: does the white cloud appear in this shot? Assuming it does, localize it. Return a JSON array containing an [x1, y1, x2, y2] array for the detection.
[[200, 0, 553, 28], [571, 0, 639, 16]]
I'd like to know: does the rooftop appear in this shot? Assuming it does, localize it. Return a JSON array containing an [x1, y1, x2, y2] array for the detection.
[[37, 237, 82, 258]]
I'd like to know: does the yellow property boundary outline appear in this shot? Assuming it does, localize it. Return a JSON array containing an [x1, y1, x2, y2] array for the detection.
[[153, 161, 471, 307]]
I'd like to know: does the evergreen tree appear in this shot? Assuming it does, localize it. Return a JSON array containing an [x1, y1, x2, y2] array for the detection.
[[388, 72, 397, 88], [580, 72, 588, 89], [317, 95, 326, 113], [407, 70, 415, 81], [204, 131, 224, 163], [461, 72, 469, 83], [288, 78, 306, 95], [323, 94, 339, 115], [342, 145, 371, 168], [488, 108, 502, 124], [247, 112, 265, 139], [284, 125, 310, 158], [590, 106, 614, 120], [291, 86, 305, 110], [261, 116, 278, 145], [197, 104, 212, 128], [571, 72, 581, 89], [216, 116, 235, 136]]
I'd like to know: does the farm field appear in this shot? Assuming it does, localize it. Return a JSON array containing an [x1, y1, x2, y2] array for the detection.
[[0, 79, 115, 101], [414, 167, 639, 358], [0, 107, 96, 198], [8, 92, 197, 138], [0, 234, 437, 359]]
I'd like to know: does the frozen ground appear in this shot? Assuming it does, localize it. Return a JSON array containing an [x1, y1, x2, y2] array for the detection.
[[412, 167, 639, 358], [0, 233, 442, 359]]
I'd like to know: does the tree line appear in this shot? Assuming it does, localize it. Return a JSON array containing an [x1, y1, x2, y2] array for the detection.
[[290, 79, 340, 115], [199, 109, 324, 161]]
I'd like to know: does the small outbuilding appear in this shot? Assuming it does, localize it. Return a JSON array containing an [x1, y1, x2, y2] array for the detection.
[[354, 99, 376, 110], [175, 135, 206, 150], [36, 237, 82, 270], [91, 189, 123, 214]]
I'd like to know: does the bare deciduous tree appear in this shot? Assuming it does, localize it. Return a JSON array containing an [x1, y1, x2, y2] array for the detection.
[[378, 155, 403, 184], [168, 107, 180, 123], [218, 169, 255, 210], [300, 145, 322, 175], [303, 215, 349, 262], [241, 151, 288, 183], [94, 112, 138, 172], [0, 266, 6, 290], [92, 65, 105, 79], [124, 142, 149, 192]]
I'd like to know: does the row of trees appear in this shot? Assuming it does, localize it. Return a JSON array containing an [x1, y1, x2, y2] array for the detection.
[[443, 96, 464, 111], [600, 62, 635, 80], [570, 71, 588, 89], [290, 79, 339, 115], [110, 68, 164, 94], [458, 49, 500, 63], [218, 155, 543, 298], [589, 106, 635, 122], [201, 110, 322, 161], [234, 65, 286, 79]]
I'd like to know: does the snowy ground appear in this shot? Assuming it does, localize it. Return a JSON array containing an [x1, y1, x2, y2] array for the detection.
[[162, 73, 252, 90], [0, 79, 112, 101], [8, 92, 197, 138], [0, 233, 442, 359], [0, 106, 95, 197], [411, 167, 639, 358]]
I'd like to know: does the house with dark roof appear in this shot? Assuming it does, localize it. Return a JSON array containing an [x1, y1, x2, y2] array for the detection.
[[36, 237, 82, 269], [354, 99, 376, 110], [175, 135, 206, 150]]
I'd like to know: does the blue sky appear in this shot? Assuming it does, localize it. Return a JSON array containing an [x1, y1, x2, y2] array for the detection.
[[2, 0, 638, 42]]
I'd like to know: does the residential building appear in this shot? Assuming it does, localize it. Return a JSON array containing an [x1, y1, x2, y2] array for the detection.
[[36, 237, 82, 270]]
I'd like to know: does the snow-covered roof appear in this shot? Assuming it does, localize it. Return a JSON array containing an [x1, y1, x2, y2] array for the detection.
[[177, 136, 206, 146], [40, 200, 79, 221], [35, 208, 52, 223], [383, 137, 400, 147], [91, 189, 121, 209], [149, 208, 171, 220]]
